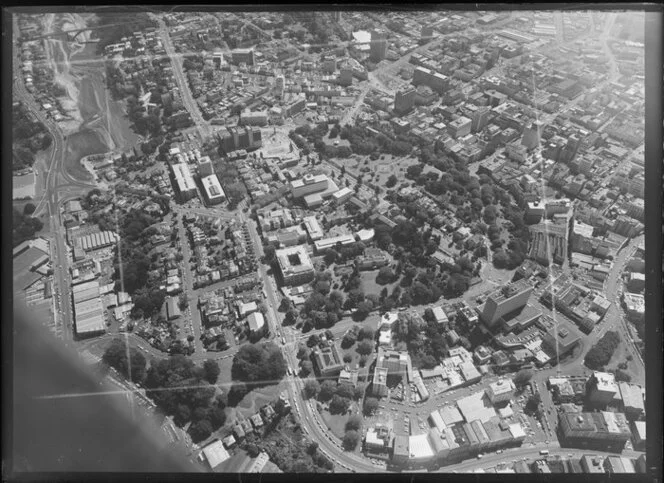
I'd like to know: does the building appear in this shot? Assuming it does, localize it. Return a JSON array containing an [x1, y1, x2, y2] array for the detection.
[[247, 312, 265, 334], [558, 411, 631, 451], [312, 343, 344, 376], [448, 116, 472, 138], [240, 110, 268, 126], [604, 456, 636, 473], [626, 272, 645, 292], [586, 371, 618, 407], [332, 187, 354, 205], [370, 30, 388, 62], [394, 87, 416, 115], [631, 420, 646, 451], [201, 174, 226, 205], [622, 292, 645, 320], [540, 317, 581, 358], [198, 156, 214, 177], [218, 126, 262, 153], [479, 279, 533, 326], [290, 174, 329, 198], [247, 451, 270, 473], [275, 245, 315, 286], [338, 366, 359, 387], [521, 122, 542, 150], [378, 348, 411, 381], [580, 454, 605, 473], [303, 216, 324, 241], [231, 48, 255, 65], [171, 163, 197, 201], [528, 221, 569, 265], [356, 247, 389, 270], [618, 382, 645, 420], [166, 297, 181, 320], [486, 379, 515, 405], [201, 440, 230, 470], [372, 366, 389, 397], [365, 425, 394, 453]]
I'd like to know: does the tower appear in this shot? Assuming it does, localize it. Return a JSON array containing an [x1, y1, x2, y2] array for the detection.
[[394, 87, 416, 116], [370, 30, 388, 62]]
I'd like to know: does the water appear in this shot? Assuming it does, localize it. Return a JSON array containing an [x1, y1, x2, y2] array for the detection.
[[12, 305, 201, 473]]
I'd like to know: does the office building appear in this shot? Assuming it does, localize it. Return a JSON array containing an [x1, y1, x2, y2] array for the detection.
[[421, 25, 434, 42], [372, 366, 389, 397], [486, 379, 515, 405], [365, 425, 394, 452], [240, 110, 268, 126], [201, 174, 226, 205], [171, 163, 197, 201], [338, 68, 353, 87], [303, 216, 324, 241], [586, 371, 618, 407], [378, 348, 411, 381], [275, 245, 315, 286], [394, 87, 416, 115], [521, 122, 542, 150], [218, 126, 262, 153], [290, 174, 329, 198], [370, 30, 388, 62], [448, 116, 472, 138], [558, 411, 631, 451], [479, 279, 533, 326], [198, 156, 214, 177]]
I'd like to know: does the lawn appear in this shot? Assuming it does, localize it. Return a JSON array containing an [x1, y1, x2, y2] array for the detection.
[[359, 269, 399, 297], [321, 408, 348, 439], [605, 339, 645, 386]]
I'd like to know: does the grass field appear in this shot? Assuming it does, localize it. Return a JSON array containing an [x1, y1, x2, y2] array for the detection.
[[359, 269, 400, 297], [321, 408, 348, 439]]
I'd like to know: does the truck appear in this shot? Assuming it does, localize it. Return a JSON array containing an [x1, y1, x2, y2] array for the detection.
[[539, 450, 549, 456]]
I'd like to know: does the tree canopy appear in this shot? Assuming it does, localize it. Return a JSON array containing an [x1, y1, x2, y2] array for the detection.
[[231, 342, 287, 384]]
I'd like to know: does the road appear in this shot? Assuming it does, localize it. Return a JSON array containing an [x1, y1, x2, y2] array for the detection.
[[154, 16, 212, 141]]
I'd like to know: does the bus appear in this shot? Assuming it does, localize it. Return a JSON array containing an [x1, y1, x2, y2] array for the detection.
[[539, 450, 549, 456]]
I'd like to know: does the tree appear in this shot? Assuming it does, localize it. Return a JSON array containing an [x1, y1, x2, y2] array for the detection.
[[614, 369, 631, 382], [385, 174, 398, 188], [202, 360, 221, 384], [335, 384, 354, 399], [524, 393, 541, 416], [513, 369, 534, 388], [345, 414, 363, 432], [23, 203, 36, 215], [300, 360, 313, 376], [231, 342, 287, 383], [329, 394, 351, 414], [341, 333, 357, 349], [319, 380, 337, 401], [189, 419, 213, 443], [102, 338, 147, 383], [352, 384, 365, 400], [356, 340, 374, 356], [375, 266, 395, 285], [343, 353, 352, 363], [358, 327, 374, 341], [307, 334, 321, 348], [263, 244, 276, 264], [227, 382, 249, 406], [342, 430, 360, 450], [246, 443, 260, 457], [363, 397, 379, 415], [307, 441, 319, 455], [304, 379, 321, 399]]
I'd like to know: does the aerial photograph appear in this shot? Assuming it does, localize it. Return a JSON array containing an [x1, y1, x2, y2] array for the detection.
[[9, 6, 656, 476]]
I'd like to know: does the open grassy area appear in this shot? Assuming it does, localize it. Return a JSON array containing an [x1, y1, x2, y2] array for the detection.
[[605, 339, 645, 386], [321, 408, 348, 439], [359, 269, 400, 297], [333, 153, 419, 186]]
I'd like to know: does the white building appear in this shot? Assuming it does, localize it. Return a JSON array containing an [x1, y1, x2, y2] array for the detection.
[[201, 174, 226, 205], [485, 379, 515, 405]]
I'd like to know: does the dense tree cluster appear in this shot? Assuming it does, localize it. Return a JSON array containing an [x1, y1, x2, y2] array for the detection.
[[94, 13, 157, 53], [12, 208, 44, 247], [143, 354, 226, 442], [393, 312, 449, 369], [513, 369, 534, 388], [584, 331, 620, 370], [12, 103, 52, 172], [231, 342, 287, 385], [102, 338, 147, 383], [298, 272, 346, 329]]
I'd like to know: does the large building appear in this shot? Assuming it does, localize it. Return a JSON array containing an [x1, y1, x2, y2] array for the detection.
[[377, 348, 411, 381], [290, 174, 329, 198], [479, 279, 533, 327], [230, 48, 255, 65], [171, 163, 197, 201], [370, 30, 388, 62], [372, 366, 389, 397], [558, 411, 631, 452], [201, 174, 226, 205], [275, 245, 315, 286], [485, 379, 515, 405], [312, 343, 344, 376], [394, 87, 416, 115], [585, 371, 618, 407], [617, 382, 645, 420], [218, 126, 262, 153], [528, 221, 569, 265]]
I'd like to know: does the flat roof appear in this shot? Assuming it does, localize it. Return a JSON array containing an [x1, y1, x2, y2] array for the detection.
[[202, 440, 230, 469], [202, 174, 225, 200], [409, 433, 434, 459], [457, 391, 497, 423]]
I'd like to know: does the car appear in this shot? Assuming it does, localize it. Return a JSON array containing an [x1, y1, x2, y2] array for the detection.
[[496, 450, 503, 454]]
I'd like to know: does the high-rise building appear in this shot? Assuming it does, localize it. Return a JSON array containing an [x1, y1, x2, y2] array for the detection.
[[370, 30, 388, 62], [201, 174, 225, 205], [471, 106, 490, 132], [521, 122, 542, 150], [586, 371, 618, 407], [421, 25, 434, 42], [479, 279, 533, 326], [338, 68, 353, 87], [372, 366, 388, 397], [394, 87, 416, 115]]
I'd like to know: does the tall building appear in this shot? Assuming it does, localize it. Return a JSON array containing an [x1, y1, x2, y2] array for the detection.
[[218, 126, 262, 153], [275, 245, 315, 286], [394, 87, 416, 115], [198, 156, 214, 177], [586, 371, 618, 407], [471, 106, 490, 132], [290, 174, 329, 198], [171, 163, 197, 201], [372, 366, 388, 397], [421, 25, 434, 42], [480, 279, 533, 326], [338, 68, 353, 87], [558, 411, 631, 452], [521, 122, 542, 150], [370, 30, 388, 62]]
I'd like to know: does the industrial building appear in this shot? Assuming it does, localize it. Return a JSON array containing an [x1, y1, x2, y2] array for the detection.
[[201, 174, 226, 205], [275, 245, 315, 286], [77, 231, 120, 252]]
